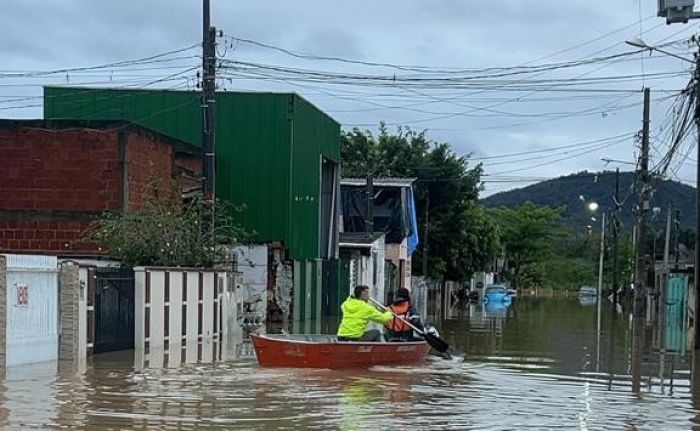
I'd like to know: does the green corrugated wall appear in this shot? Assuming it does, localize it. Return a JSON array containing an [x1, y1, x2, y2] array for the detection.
[[43, 87, 340, 260], [292, 259, 323, 334]]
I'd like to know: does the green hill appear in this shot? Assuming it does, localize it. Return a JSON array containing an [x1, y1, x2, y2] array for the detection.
[[482, 171, 696, 230]]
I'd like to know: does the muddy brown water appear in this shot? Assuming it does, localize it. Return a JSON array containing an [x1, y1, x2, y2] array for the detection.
[[2, 297, 699, 430]]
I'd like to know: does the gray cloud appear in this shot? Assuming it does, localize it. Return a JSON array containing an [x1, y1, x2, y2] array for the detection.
[[0, 0, 695, 195]]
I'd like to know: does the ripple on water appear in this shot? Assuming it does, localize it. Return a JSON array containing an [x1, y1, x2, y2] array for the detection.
[[2, 298, 700, 430]]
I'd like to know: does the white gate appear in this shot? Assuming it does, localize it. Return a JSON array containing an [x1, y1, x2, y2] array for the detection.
[[4, 254, 59, 366]]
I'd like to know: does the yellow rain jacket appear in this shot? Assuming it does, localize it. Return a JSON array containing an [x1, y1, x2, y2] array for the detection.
[[337, 297, 393, 339]]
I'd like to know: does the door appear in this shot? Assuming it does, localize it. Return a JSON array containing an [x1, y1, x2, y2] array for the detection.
[[93, 267, 135, 353]]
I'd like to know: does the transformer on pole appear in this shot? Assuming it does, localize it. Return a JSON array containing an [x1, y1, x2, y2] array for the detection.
[[658, 0, 700, 24]]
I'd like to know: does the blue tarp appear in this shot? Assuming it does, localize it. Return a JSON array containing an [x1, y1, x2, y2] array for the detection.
[[407, 187, 420, 255]]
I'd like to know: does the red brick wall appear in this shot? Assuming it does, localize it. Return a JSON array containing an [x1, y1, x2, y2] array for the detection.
[[126, 132, 174, 208], [0, 128, 121, 212], [0, 125, 192, 255], [0, 220, 95, 253]]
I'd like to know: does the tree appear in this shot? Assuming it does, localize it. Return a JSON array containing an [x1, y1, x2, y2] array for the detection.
[[490, 202, 563, 289], [540, 228, 596, 291], [341, 124, 498, 281], [85, 180, 249, 267]]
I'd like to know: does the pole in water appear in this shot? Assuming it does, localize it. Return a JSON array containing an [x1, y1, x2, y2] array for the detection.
[[596, 212, 605, 372]]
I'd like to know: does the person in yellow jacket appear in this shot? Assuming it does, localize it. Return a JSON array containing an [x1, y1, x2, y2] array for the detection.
[[337, 285, 393, 342]]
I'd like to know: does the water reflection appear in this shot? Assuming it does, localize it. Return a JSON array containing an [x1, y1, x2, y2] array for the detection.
[[579, 295, 598, 307], [0, 297, 700, 429], [483, 300, 510, 318], [2, 363, 59, 429]]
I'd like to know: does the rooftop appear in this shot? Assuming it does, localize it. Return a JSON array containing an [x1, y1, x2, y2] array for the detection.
[[339, 232, 385, 248], [0, 119, 199, 156], [340, 178, 417, 188]]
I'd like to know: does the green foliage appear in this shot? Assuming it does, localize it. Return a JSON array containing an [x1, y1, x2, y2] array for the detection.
[[504, 217, 636, 292], [489, 202, 564, 289], [85, 181, 249, 267], [341, 124, 498, 280], [537, 229, 597, 290]]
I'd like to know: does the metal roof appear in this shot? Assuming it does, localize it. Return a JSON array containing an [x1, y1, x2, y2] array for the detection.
[[340, 177, 417, 188], [339, 232, 385, 248]]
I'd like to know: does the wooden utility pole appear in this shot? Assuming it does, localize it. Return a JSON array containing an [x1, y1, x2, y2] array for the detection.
[[634, 87, 651, 318]]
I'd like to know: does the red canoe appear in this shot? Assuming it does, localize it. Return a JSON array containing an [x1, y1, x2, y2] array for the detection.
[[250, 334, 431, 369]]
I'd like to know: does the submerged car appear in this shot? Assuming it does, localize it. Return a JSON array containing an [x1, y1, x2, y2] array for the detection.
[[484, 284, 512, 305]]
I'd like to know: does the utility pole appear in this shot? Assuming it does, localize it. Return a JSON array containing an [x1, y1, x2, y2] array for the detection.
[[612, 168, 621, 305], [596, 211, 605, 370], [674, 209, 681, 269], [631, 224, 637, 297], [202, 0, 217, 220], [365, 159, 374, 234], [661, 207, 672, 321], [694, 44, 700, 349], [663, 208, 672, 288], [422, 190, 430, 277], [634, 87, 651, 318]]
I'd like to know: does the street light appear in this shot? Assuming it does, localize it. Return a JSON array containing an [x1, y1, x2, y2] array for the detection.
[[587, 200, 605, 372], [625, 38, 695, 63], [585, 201, 605, 298], [625, 36, 700, 349], [625, 37, 649, 49]]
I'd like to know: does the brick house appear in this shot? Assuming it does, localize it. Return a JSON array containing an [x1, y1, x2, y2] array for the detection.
[[0, 120, 200, 255]]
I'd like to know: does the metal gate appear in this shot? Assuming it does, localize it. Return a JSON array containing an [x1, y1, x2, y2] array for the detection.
[[88, 267, 135, 353]]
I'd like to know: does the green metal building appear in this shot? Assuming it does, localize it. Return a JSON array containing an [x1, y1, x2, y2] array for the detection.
[[44, 86, 341, 326], [44, 87, 339, 260]]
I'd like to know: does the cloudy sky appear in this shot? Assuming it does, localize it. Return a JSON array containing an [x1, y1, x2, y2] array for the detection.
[[2, 1, 699, 196]]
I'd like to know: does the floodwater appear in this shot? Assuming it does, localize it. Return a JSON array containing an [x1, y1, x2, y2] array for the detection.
[[2, 296, 700, 430]]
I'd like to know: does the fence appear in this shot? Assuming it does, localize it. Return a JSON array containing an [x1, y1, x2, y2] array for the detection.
[[134, 267, 239, 368], [411, 277, 446, 322]]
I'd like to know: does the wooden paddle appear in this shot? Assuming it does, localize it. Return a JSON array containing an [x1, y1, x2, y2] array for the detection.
[[369, 298, 460, 356]]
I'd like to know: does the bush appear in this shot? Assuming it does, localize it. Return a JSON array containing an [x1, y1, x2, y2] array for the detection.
[[85, 181, 249, 267]]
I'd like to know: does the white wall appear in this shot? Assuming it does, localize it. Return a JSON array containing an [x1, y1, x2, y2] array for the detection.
[[345, 236, 386, 303], [232, 245, 268, 331], [343, 237, 387, 331], [4, 254, 58, 366], [385, 238, 411, 291], [471, 272, 495, 292]]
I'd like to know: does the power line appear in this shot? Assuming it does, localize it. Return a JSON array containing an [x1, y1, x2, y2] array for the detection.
[[471, 132, 636, 161], [488, 138, 629, 176], [0, 44, 200, 78]]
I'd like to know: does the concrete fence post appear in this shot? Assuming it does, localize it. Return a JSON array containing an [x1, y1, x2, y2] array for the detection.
[[58, 261, 80, 361], [0, 255, 7, 368]]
